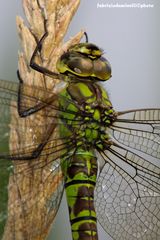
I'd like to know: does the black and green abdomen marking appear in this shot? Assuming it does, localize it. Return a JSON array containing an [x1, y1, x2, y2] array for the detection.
[[63, 148, 98, 240]]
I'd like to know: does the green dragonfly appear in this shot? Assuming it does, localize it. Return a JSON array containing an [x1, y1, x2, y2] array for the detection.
[[0, 31, 160, 240]]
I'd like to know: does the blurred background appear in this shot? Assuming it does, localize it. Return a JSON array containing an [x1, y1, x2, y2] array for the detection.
[[0, 0, 160, 239]]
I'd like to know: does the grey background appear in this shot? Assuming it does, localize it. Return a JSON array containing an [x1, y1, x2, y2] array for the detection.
[[0, 0, 159, 240]]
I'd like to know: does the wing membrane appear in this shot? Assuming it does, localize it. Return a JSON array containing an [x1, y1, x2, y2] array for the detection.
[[0, 79, 83, 119], [110, 109, 160, 159], [2, 157, 64, 240], [108, 145, 160, 194], [96, 109, 160, 239], [0, 79, 83, 167], [95, 144, 160, 240]]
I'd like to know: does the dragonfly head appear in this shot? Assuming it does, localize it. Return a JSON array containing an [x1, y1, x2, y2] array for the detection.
[[56, 43, 112, 82]]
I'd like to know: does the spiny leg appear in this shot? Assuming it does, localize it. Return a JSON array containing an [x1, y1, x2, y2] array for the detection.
[[29, 18, 60, 79]]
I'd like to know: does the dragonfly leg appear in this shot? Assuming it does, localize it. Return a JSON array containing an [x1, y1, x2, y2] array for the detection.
[[30, 22, 88, 81], [29, 19, 60, 79], [17, 71, 58, 117]]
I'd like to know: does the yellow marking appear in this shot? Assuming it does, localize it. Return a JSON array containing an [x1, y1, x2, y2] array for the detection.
[[93, 109, 100, 121], [77, 82, 92, 97]]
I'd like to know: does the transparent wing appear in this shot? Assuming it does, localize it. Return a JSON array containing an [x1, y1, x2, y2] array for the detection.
[[95, 108, 160, 240], [2, 161, 64, 240], [0, 79, 82, 163], [0, 79, 83, 239], [110, 109, 160, 158], [95, 145, 160, 240]]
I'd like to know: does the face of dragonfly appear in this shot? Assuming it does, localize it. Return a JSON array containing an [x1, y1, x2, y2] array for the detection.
[[56, 43, 112, 81]]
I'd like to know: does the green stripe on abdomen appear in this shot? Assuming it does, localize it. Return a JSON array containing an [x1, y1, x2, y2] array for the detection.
[[62, 148, 98, 240]]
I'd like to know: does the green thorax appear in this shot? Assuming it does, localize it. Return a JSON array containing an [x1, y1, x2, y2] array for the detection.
[[59, 80, 114, 151]]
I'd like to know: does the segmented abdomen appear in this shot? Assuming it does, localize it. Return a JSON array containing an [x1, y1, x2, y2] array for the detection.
[[62, 148, 98, 240]]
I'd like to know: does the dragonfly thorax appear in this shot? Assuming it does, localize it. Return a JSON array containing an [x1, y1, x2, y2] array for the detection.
[[76, 117, 111, 150], [59, 81, 116, 151]]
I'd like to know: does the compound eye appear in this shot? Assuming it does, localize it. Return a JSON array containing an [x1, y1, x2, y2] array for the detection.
[[68, 56, 93, 76], [93, 59, 112, 81]]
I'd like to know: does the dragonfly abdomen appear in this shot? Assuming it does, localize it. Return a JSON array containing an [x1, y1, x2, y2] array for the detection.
[[62, 147, 98, 240]]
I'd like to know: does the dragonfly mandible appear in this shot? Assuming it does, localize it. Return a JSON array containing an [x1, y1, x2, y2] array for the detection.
[[0, 30, 160, 240]]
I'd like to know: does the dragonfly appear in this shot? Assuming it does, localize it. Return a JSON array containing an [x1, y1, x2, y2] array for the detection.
[[0, 31, 160, 240]]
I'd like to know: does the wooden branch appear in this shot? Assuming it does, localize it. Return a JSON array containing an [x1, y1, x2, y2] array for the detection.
[[2, 0, 83, 239]]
